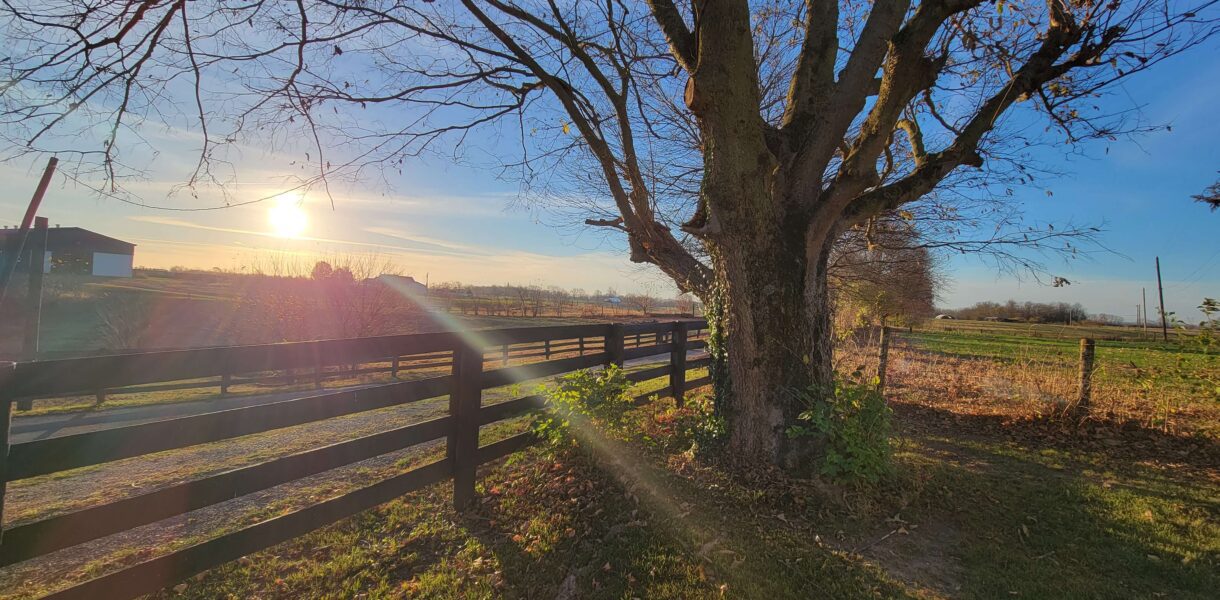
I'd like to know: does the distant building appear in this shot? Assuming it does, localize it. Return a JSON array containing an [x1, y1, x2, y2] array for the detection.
[[374, 274, 427, 296], [0, 226, 135, 277]]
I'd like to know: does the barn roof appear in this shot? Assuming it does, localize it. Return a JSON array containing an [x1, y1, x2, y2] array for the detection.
[[0, 226, 135, 254]]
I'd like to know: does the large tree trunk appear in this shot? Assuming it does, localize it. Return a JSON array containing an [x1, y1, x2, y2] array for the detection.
[[709, 219, 836, 472]]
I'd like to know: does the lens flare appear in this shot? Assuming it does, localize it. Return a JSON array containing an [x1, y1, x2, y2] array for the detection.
[[268, 194, 308, 238]]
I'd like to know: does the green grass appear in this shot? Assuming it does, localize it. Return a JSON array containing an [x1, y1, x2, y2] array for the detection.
[[5, 337, 1216, 599], [920, 319, 1191, 343], [114, 384, 1214, 600], [905, 326, 1219, 409], [895, 434, 1219, 598]]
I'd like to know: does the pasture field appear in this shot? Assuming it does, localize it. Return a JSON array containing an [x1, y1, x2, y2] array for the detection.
[[2, 321, 1216, 599], [95, 344, 1217, 600], [905, 320, 1219, 438]]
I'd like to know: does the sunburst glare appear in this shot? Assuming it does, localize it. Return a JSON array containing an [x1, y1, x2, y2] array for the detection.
[[268, 193, 308, 238]]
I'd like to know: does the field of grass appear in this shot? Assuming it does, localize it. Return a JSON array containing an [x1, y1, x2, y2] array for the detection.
[[118, 374, 1218, 599], [901, 320, 1219, 437], [3, 323, 1216, 599]]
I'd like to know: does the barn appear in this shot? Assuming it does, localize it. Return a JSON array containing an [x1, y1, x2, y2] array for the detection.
[[0, 226, 136, 277]]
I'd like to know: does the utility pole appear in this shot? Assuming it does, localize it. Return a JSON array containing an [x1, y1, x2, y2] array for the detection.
[[0, 157, 57, 312], [1141, 287, 1148, 330], [1155, 257, 1168, 342], [16, 217, 48, 411], [22, 217, 48, 358]]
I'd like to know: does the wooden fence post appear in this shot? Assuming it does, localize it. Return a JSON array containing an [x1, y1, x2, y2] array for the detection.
[[1076, 338, 1095, 413], [544, 339, 551, 360], [578, 337, 585, 356], [391, 355, 400, 378], [606, 324, 625, 368], [501, 344, 509, 367], [449, 342, 483, 510], [220, 372, 231, 395], [877, 326, 890, 392], [0, 367, 13, 545], [670, 321, 688, 406]]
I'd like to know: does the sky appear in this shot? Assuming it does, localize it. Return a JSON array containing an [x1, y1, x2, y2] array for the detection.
[[1, 19, 1218, 323]]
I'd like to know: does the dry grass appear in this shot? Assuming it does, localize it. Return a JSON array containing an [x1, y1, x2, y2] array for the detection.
[[836, 332, 1219, 440]]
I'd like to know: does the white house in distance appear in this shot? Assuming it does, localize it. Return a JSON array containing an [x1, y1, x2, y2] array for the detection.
[[0, 225, 135, 277]]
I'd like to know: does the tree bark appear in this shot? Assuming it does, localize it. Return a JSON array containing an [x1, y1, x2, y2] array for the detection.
[[709, 217, 835, 472]]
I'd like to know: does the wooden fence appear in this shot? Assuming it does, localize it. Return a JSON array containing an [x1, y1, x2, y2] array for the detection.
[[14, 322, 692, 407], [0, 319, 709, 599]]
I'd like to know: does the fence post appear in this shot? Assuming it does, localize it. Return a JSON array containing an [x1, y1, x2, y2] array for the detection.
[[544, 339, 551, 360], [670, 321, 688, 406], [220, 371, 231, 395], [1076, 338, 1095, 413], [391, 355, 400, 378], [0, 365, 13, 545], [606, 324, 625, 368], [501, 344, 509, 367], [449, 342, 483, 510], [877, 326, 890, 392], [578, 337, 585, 356]]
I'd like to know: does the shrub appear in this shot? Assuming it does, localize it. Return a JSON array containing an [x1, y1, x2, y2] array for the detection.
[[652, 392, 727, 456], [787, 371, 894, 483], [533, 365, 631, 446]]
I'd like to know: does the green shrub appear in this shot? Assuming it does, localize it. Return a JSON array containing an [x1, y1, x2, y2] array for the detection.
[[653, 392, 727, 456], [533, 365, 631, 446], [787, 371, 893, 483]]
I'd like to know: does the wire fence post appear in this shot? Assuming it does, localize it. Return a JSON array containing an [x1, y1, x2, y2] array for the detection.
[[877, 326, 890, 393], [670, 321, 688, 406], [1076, 338, 1096, 414], [449, 341, 483, 510]]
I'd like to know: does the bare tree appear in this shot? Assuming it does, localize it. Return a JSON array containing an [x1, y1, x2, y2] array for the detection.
[[832, 222, 940, 328], [624, 293, 658, 315], [1194, 173, 1220, 211], [2, 0, 1215, 469], [95, 291, 152, 350]]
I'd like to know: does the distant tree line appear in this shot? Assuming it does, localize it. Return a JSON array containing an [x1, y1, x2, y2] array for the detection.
[[943, 300, 1090, 324], [428, 281, 700, 319]]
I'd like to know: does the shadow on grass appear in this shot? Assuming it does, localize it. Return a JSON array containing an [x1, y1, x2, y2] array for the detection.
[[893, 400, 1220, 473], [889, 404, 1220, 599], [454, 423, 924, 600]]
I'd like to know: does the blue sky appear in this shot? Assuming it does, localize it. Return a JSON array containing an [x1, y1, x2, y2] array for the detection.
[[939, 42, 1220, 322], [1, 28, 1217, 322]]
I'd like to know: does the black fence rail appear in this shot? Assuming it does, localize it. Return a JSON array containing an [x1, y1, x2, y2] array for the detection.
[[0, 319, 709, 599], [12, 320, 703, 408]]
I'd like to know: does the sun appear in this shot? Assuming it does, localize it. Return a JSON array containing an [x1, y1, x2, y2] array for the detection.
[[268, 194, 308, 238]]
